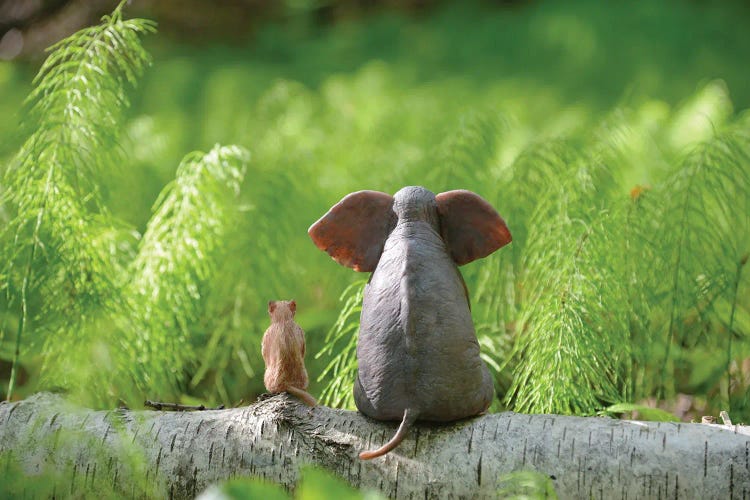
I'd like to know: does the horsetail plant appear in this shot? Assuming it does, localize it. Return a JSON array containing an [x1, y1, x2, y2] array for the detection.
[[1, 2, 155, 400], [1, 3, 249, 405]]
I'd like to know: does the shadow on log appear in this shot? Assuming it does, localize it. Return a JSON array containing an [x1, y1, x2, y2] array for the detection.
[[1, 392, 749, 498]]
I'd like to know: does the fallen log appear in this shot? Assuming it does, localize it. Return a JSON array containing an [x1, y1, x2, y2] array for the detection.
[[1, 392, 748, 498]]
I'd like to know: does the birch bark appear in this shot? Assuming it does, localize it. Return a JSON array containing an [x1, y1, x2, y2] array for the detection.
[[1, 392, 748, 499]]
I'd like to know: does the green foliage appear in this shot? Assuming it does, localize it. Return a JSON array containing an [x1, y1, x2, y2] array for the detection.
[[506, 154, 630, 414], [497, 470, 558, 499], [0, 0, 749, 425], [218, 478, 289, 500], [0, 4, 248, 405], [1, 2, 156, 401], [319, 94, 750, 416], [296, 466, 383, 500], [212, 466, 384, 500], [315, 280, 366, 408], [121, 145, 248, 398], [654, 131, 750, 403], [0, 3, 748, 500], [602, 403, 680, 423]]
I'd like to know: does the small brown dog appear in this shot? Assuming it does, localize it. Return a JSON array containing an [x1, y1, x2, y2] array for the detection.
[[261, 300, 316, 406]]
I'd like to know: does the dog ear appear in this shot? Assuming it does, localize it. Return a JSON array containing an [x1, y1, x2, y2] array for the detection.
[[436, 190, 511, 266], [309, 190, 396, 272]]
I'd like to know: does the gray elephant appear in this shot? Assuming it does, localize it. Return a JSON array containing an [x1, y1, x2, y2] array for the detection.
[[309, 186, 511, 459]]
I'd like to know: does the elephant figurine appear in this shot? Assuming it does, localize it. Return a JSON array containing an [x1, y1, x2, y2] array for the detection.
[[309, 186, 511, 459]]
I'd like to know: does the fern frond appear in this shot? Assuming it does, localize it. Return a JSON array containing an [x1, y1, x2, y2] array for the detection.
[[472, 255, 516, 388], [427, 112, 505, 191], [505, 142, 629, 415], [18, 11, 155, 191], [123, 145, 248, 396], [655, 129, 750, 400], [1, 6, 154, 400], [187, 160, 321, 404], [315, 280, 366, 409]]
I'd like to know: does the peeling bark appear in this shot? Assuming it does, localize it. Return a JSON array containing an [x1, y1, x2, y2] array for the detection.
[[1, 393, 749, 499]]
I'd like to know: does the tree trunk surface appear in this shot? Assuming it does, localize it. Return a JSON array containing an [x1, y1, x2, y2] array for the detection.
[[1, 393, 749, 499]]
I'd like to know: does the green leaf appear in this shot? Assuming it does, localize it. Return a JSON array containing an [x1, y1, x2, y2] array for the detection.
[[497, 469, 559, 499], [297, 466, 379, 500], [603, 403, 681, 422], [220, 478, 289, 500]]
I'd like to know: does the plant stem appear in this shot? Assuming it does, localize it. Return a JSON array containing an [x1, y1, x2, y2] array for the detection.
[[7, 245, 34, 401], [724, 255, 747, 410], [660, 160, 701, 400], [6, 166, 54, 401]]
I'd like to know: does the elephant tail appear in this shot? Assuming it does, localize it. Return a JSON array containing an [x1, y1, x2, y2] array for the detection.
[[359, 408, 418, 460]]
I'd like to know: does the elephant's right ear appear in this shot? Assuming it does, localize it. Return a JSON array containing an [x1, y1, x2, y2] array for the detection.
[[308, 190, 396, 272]]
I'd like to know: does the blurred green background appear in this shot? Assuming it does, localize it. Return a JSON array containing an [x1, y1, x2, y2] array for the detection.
[[1, 0, 749, 422]]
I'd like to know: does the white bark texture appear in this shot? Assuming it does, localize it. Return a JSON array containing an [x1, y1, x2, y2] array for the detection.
[[1, 392, 749, 499]]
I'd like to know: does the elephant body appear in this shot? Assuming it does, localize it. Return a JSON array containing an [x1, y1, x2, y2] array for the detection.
[[354, 218, 493, 422], [309, 185, 511, 458]]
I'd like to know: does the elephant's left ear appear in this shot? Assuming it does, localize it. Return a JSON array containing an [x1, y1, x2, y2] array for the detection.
[[436, 190, 512, 266]]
